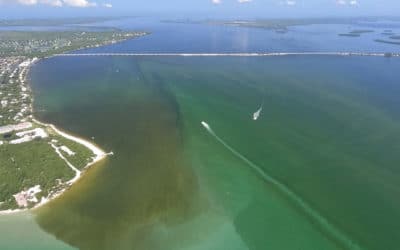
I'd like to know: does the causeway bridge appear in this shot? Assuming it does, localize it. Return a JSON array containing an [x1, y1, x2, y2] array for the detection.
[[53, 52, 400, 57]]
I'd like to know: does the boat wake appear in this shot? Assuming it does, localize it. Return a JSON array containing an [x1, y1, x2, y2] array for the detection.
[[201, 121, 362, 250], [253, 105, 263, 121]]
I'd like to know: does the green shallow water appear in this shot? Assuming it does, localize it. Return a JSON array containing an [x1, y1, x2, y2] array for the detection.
[[2, 55, 399, 250]]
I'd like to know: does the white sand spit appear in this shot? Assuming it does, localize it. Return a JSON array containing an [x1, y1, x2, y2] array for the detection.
[[33, 119, 107, 163]]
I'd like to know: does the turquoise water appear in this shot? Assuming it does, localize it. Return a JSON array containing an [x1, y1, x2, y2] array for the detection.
[[2, 17, 400, 250], [12, 55, 398, 250]]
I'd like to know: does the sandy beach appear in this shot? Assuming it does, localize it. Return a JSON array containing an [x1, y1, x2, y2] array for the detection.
[[0, 59, 109, 215], [0, 120, 109, 215]]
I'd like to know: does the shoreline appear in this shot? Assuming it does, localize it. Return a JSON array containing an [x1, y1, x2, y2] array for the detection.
[[0, 32, 146, 215], [0, 118, 109, 216], [0, 58, 110, 216], [0, 119, 109, 215]]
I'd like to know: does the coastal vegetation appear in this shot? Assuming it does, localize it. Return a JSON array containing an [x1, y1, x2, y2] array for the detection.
[[0, 57, 98, 211], [0, 120, 102, 211], [0, 138, 74, 210], [164, 17, 384, 31], [51, 135, 94, 170], [164, 17, 400, 33], [0, 30, 148, 57], [0, 24, 147, 212]]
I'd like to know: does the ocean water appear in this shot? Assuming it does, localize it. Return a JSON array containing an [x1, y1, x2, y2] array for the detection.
[[1, 19, 400, 250]]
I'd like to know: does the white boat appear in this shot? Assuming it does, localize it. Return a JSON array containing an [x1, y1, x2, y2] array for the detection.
[[253, 106, 262, 121]]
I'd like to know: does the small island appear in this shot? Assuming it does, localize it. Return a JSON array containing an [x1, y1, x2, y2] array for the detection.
[[338, 29, 374, 37], [0, 30, 148, 57], [375, 39, 400, 45]]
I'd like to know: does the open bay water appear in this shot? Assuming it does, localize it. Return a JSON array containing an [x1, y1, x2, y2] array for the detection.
[[30, 55, 343, 250], [1, 18, 400, 249], [72, 17, 400, 53], [26, 55, 400, 250]]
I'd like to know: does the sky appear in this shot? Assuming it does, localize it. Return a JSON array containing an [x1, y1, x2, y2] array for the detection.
[[0, 0, 399, 19]]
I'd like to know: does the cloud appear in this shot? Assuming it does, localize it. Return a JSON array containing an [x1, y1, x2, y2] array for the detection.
[[237, 0, 252, 3], [286, 0, 296, 5], [349, 0, 358, 5], [63, 0, 96, 7], [279, 0, 296, 6], [211, 0, 221, 4], [40, 0, 62, 6], [336, 0, 359, 6], [17, 0, 37, 5], [0, 0, 112, 7]]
